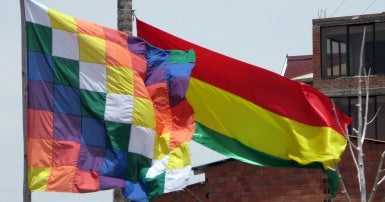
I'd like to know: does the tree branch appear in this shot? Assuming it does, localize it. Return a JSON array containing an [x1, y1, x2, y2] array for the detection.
[[369, 151, 385, 202]]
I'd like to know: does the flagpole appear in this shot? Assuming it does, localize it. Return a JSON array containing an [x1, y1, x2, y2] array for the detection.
[[117, 0, 133, 34], [114, 0, 132, 201], [20, 0, 31, 202]]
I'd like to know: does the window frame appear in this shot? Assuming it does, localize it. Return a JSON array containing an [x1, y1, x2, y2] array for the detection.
[[321, 22, 385, 78]]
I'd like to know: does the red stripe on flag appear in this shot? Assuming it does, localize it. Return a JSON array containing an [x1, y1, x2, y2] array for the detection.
[[137, 19, 350, 134]]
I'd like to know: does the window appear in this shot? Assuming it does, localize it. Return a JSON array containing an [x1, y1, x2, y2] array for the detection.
[[322, 26, 347, 77], [349, 97, 376, 139], [333, 95, 385, 141], [321, 22, 385, 78], [376, 96, 385, 141], [375, 22, 385, 75], [348, 25, 374, 76]]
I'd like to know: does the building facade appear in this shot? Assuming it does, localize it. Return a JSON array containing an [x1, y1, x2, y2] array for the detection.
[[313, 13, 385, 142]]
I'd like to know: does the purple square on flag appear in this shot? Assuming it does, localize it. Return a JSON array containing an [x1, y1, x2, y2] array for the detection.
[[99, 175, 125, 190], [77, 145, 106, 172], [128, 36, 147, 57], [28, 80, 54, 111], [53, 113, 81, 142], [146, 66, 166, 85], [168, 76, 189, 107]]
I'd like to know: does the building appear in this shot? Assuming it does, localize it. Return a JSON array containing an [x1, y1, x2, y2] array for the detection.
[[154, 12, 385, 202], [313, 12, 385, 142], [313, 12, 385, 201], [282, 54, 313, 85]]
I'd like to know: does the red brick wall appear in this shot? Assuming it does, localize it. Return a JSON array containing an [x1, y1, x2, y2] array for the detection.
[[334, 141, 385, 202], [155, 161, 327, 201], [154, 141, 385, 201]]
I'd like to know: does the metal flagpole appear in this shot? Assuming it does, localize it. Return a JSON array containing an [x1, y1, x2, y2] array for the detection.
[[20, 0, 31, 201], [114, 0, 133, 201]]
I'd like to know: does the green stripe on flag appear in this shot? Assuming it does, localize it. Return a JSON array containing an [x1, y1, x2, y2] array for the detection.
[[193, 121, 340, 196], [193, 122, 323, 168]]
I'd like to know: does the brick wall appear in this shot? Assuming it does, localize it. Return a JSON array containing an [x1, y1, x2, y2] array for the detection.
[[154, 161, 326, 201], [334, 141, 385, 202], [154, 141, 385, 201]]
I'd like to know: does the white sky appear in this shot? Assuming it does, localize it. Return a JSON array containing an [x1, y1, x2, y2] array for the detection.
[[1, 0, 385, 201]]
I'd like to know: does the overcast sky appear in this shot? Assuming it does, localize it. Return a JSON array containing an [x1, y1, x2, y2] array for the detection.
[[2, 0, 385, 201]]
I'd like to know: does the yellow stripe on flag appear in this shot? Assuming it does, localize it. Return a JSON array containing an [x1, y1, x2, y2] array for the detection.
[[187, 78, 347, 168]]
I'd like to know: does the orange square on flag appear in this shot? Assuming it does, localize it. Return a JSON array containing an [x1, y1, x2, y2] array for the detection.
[[169, 124, 195, 151], [52, 140, 81, 167], [76, 19, 105, 39], [104, 27, 128, 49], [73, 169, 99, 193], [133, 72, 149, 99], [131, 52, 146, 77], [47, 166, 76, 192], [155, 108, 173, 135], [28, 138, 53, 167], [106, 40, 132, 67], [146, 83, 170, 110]]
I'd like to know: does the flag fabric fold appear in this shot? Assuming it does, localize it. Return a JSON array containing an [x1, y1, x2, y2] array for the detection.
[[23, 0, 195, 201], [136, 18, 351, 197]]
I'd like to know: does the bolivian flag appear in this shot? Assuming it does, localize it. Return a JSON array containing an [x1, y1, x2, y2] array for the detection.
[[136, 19, 351, 197]]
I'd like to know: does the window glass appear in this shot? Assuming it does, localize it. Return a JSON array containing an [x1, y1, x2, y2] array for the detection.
[[341, 43, 347, 75], [376, 96, 385, 141], [348, 25, 374, 76], [350, 97, 376, 139], [367, 97, 376, 139], [375, 22, 385, 74], [321, 23, 385, 78], [332, 40, 340, 76], [333, 97, 349, 116], [321, 26, 347, 78]]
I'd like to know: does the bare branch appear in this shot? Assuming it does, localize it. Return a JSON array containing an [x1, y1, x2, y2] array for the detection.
[[368, 105, 382, 125], [349, 138, 359, 150], [331, 101, 349, 139], [369, 151, 385, 202], [360, 73, 370, 145], [356, 26, 367, 201], [377, 176, 385, 186], [349, 142, 360, 171]]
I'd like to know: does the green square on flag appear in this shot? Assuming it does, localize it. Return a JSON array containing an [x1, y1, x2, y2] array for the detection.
[[53, 56, 79, 87], [26, 21, 52, 54]]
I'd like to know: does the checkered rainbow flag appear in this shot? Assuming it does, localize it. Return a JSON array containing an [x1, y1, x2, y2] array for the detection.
[[23, 0, 195, 201]]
